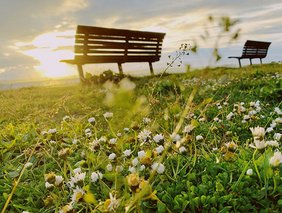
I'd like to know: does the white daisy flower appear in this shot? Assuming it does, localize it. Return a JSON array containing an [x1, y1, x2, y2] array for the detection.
[[108, 153, 116, 160], [88, 117, 96, 123]]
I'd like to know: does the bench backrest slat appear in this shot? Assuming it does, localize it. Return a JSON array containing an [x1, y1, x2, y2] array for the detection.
[[242, 40, 271, 58], [74, 25, 165, 62]]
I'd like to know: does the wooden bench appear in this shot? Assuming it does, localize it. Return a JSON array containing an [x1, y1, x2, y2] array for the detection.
[[60, 25, 166, 82], [228, 40, 271, 67]]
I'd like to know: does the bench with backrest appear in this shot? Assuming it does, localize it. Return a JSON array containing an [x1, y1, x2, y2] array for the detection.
[[61, 25, 166, 82], [228, 40, 271, 67]]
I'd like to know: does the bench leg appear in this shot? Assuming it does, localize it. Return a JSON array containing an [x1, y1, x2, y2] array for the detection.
[[118, 63, 123, 76], [238, 59, 242, 68], [149, 62, 154, 75], [77, 64, 85, 83], [249, 58, 252, 65], [260, 58, 262, 64]]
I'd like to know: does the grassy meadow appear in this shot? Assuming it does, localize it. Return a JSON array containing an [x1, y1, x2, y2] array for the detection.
[[0, 64, 282, 212]]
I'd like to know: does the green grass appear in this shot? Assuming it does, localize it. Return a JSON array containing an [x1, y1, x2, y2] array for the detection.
[[0, 64, 282, 212]]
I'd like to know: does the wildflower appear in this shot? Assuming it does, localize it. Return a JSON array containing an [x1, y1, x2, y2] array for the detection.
[[103, 112, 113, 119], [132, 158, 139, 167], [99, 136, 107, 143], [45, 182, 54, 189], [196, 135, 204, 141], [41, 130, 48, 135], [269, 151, 282, 167], [183, 124, 195, 134], [243, 115, 250, 120], [24, 162, 33, 169], [71, 172, 86, 186], [55, 175, 64, 186], [138, 150, 146, 159], [106, 164, 113, 171], [49, 140, 56, 144], [140, 165, 146, 171], [89, 139, 100, 151], [250, 101, 255, 107], [123, 149, 132, 157], [151, 162, 165, 174], [248, 110, 257, 116], [226, 112, 234, 120], [266, 127, 274, 133], [45, 172, 56, 183], [105, 193, 120, 211], [22, 211, 30, 213], [63, 115, 71, 121], [58, 148, 71, 160], [73, 168, 82, 174], [153, 134, 164, 143], [88, 117, 96, 124], [71, 187, 85, 203], [266, 140, 279, 147], [246, 169, 253, 176], [225, 142, 238, 152], [72, 139, 78, 144], [109, 138, 117, 145], [274, 107, 282, 115], [250, 126, 265, 141], [117, 132, 122, 137], [143, 117, 151, 124], [128, 166, 136, 173], [126, 173, 140, 187], [213, 117, 222, 122], [48, 128, 57, 134], [124, 127, 130, 132], [199, 117, 206, 122], [138, 129, 152, 142], [155, 145, 164, 154], [179, 146, 187, 153], [274, 133, 282, 141], [275, 117, 282, 124], [249, 140, 267, 150], [59, 203, 73, 213], [91, 171, 103, 182], [170, 134, 181, 142], [108, 153, 116, 160]]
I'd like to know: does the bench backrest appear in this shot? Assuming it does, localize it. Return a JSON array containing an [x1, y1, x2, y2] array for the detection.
[[74, 25, 165, 64], [242, 40, 271, 58]]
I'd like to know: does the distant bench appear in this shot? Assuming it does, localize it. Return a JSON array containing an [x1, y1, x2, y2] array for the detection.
[[60, 25, 166, 82], [228, 40, 271, 67]]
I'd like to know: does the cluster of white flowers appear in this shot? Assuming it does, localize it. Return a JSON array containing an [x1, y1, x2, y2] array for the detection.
[[68, 168, 86, 188], [123, 149, 132, 157], [108, 153, 117, 160], [269, 151, 282, 167], [138, 129, 152, 142], [143, 117, 151, 124], [153, 134, 164, 143], [151, 162, 165, 174], [91, 171, 103, 182]]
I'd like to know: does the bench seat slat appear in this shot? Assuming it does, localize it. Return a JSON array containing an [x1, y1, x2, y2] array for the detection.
[[76, 25, 165, 39], [74, 55, 160, 64]]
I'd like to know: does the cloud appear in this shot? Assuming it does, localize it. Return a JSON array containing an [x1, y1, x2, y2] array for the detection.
[[1, 0, 282, 81]]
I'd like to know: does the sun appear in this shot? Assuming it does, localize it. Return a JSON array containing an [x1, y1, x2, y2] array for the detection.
[[17, 30, 77, 78]]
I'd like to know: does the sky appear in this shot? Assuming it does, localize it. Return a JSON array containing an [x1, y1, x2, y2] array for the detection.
[[1, 0, 282, 81]]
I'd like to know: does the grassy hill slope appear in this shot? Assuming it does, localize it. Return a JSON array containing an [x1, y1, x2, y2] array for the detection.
[[0, 64, 282, 212]]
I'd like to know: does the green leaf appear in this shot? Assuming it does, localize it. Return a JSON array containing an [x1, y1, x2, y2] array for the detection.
[[157, 201, 166, 213]]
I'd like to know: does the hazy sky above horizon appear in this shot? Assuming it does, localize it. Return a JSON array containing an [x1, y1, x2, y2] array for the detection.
[[1, 0, 282, 81]]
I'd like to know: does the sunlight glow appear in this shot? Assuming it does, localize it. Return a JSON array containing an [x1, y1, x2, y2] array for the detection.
[[18, 30, 77, 78]]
